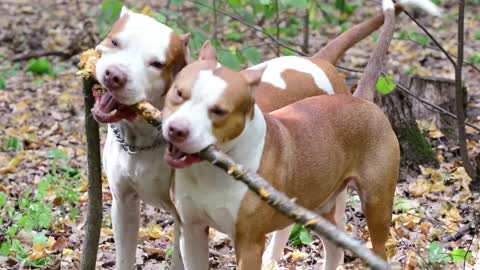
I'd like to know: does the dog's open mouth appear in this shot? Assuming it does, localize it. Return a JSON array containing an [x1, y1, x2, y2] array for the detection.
[[165, 142, 202, 169], [91, 90, 137, 123]]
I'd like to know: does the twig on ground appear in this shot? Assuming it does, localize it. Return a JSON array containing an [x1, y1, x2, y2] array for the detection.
[[12, 50, 75, 62]]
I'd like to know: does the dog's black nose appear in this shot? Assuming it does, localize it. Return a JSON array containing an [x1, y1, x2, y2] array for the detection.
[[104, 66, 127, 90], [168, 122, 190, 143]]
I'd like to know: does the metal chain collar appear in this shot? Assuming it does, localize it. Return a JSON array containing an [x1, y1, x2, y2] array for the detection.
[[109, 124, 164, 154]]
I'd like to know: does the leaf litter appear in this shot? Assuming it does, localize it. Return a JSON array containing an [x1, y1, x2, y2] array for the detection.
[[0, 0, 479, 269]]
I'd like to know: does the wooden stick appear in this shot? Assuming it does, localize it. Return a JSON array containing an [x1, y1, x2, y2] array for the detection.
[[80, 77, 103, 270]]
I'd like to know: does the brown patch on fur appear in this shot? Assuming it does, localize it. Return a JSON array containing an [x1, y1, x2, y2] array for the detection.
[[101, 13, 130, 48], [162, 61, 216, 120], [211, 68, 254, 143], [254, 58, 350, 113], [160, 32, 190, 96]]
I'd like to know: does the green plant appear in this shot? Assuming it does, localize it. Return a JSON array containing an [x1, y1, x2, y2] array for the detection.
[[26, 58, 59, 77], [376, 75, 397, 95], [0, 152, 82, 267], [289, 224, 314, 246], [97, 0, 124, 39], [419, 241, 474, 268], [4, 136, 24, 152]]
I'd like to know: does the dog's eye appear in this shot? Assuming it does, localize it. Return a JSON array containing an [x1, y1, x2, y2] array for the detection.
[[150, 61, 165, 69], [210, 106, 228, 117], [172, 88, 185, 103], [176, 88, 183, 99], [111, 39, 119, 47]]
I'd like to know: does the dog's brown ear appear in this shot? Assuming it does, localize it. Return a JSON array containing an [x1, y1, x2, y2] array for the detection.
[[182, 33, 191, 63], [199, 40, 217, 61], [240, 67, 266, 86]]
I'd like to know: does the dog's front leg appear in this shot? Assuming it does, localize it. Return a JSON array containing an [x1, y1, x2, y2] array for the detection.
[[111, 186, 140, 270], [179, 223, 209, 270], [171, 221, 184, 270], [236, 233, 265, 270], [262, 224, 293, 268]]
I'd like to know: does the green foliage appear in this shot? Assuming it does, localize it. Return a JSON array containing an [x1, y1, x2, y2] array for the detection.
[[166, 246, 174, 257], [393, 198, 419, 213], [26, 58, 57, 77], [470, 54, 480, 66], [0, 156, 82, 266], [98, 0, 124, 39], [420, 242, 473, 268], [0, 76, 5, 90], [376, 76, 396, 95], [289, 224, 314, 246], [4, 136, 24, 152]]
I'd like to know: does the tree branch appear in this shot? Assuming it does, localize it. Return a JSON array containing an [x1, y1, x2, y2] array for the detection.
[[454, 0, 478, 183], [80, 77, 103, 270]]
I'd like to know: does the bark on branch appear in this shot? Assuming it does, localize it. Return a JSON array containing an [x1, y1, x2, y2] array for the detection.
[[80, 77, 103, 270]]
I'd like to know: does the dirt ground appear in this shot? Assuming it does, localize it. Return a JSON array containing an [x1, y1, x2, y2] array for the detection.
[[1, 0, 480, 269]]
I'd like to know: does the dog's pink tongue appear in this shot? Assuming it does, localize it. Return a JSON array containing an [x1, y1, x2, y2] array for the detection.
[[91, 92, 137, 123], [165, 143, 202, 169]]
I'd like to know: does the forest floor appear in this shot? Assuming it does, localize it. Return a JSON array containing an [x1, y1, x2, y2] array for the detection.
[[1, 0, 480, 269]]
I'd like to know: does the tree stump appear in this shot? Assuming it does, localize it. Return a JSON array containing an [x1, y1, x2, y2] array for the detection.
[[374, 76, 461, 172]]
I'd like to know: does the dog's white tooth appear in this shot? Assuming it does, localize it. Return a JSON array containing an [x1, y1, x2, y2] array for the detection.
[[180, 155, 187, 161]]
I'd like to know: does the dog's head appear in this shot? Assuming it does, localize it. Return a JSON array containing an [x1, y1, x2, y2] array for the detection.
[[161, 41, 264, 169], [92, 6, 190, 123]]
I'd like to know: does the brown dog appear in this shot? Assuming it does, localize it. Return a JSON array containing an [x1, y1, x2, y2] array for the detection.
[[161, 0, 440, 269]]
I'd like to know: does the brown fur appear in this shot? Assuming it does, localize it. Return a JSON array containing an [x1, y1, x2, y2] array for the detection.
[[235, 95, 399, 269], [102, 13, 130, 48], [161, 32, 190, 96], [254, 58, 349, 112]]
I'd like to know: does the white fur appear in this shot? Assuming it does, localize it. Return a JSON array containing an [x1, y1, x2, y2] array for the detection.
[[248, 56, 334, 94], [103, 121, 184, 270], [174, 105, 267, 269], [97, 7, 185, 270], [382, 0, 394, 11], [163, 70, 227, 154], [95, 9, 173, 106], [398, 0, 442, 17]]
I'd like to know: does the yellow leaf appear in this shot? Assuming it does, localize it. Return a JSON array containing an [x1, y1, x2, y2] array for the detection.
[[448, 207, 463, 223], [147, 225, 164, 239], [141, 6, 153, 16], [28, 243, 47, 261], [385, 237, 398, 260], [47, 236, 56, 249], [429, 129, 444, 139], [430, 182, 445, 192], [409, 179, 432, 197], [101, 228, 113, 237], [290, 250, 306, 262], [419, 222, 431, 234], [406, 250, 418, 270], [14, 101, 29, 111], [62, 248, 74, 257]]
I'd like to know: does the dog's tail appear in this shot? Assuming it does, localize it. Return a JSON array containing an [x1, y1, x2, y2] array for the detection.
[[313, 0, 441, 66], [353, 0, 441, 102]]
